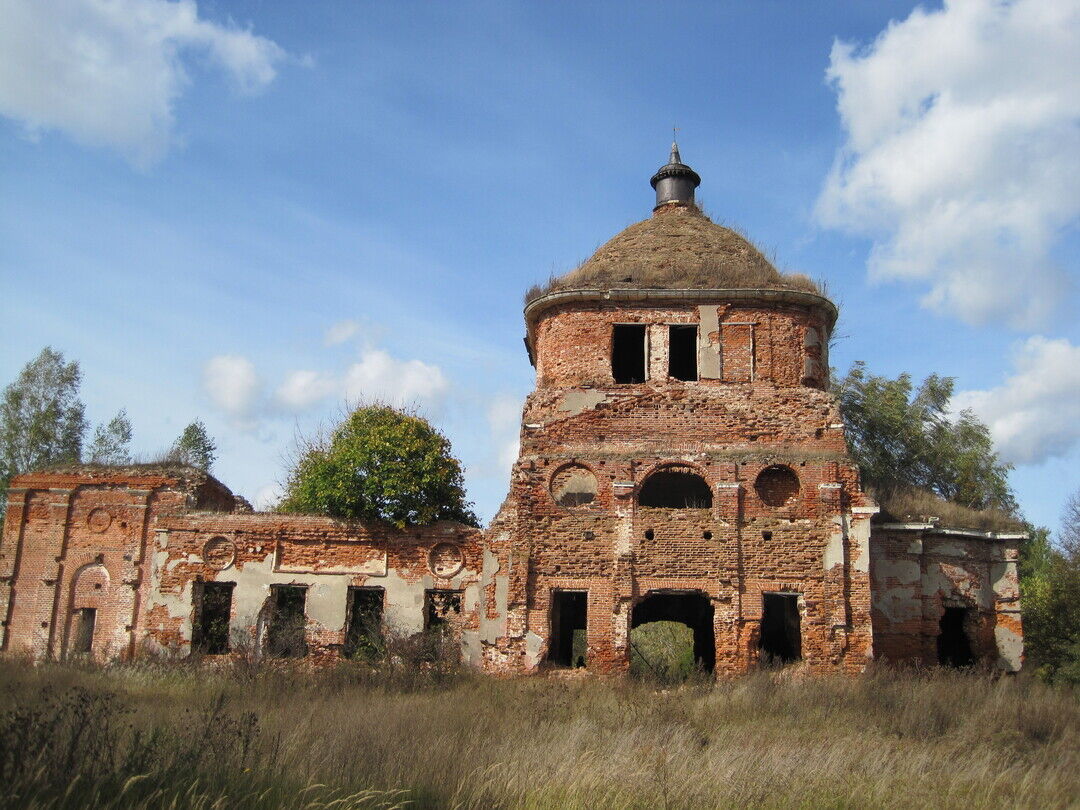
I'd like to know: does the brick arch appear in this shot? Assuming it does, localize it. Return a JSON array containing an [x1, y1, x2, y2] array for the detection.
[[548, 461, 601, 508], [62, 560, 111, 657], [637, 462, 713, 509], [70, 560, 111, 610]]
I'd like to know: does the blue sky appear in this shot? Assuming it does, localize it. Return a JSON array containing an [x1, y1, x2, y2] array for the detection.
[[1, 0, 1078, 531]]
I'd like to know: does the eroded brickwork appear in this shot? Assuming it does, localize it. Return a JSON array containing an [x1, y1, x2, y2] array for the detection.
[[1, 466, 487, 665], [0, 190, 1024, 674], [870, 525, 1024, 670]]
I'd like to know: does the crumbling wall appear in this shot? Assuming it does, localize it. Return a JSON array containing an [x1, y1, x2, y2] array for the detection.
[[0, 467, 196, 660], [144, 512, 485, 663], [869, 525, 1024, 670], [494, 297, 875, 676]]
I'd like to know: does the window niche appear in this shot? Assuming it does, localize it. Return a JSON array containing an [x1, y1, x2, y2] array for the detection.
[[424, 589, 463, 631], [344, 587, 384, 660], [193, 581, 234, 655], [754, 466, 800, 507], [638, 467, 713, 509], [266, 585, 308, 658], [668, 325, 698, 381], [612, 324, 646, 384], [71, 608, 96, 655], [550, 463, 598, 508]]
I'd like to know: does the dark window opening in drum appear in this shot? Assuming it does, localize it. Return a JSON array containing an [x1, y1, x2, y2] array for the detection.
[[668, 325, 698, 381], [612, 324, 646, 383]]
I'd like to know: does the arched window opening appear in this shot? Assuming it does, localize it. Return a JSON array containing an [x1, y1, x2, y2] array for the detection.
[[638, 468, 712, 509]]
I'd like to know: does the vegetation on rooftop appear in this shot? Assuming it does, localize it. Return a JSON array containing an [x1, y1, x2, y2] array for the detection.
[[525, 205, 823, 305]]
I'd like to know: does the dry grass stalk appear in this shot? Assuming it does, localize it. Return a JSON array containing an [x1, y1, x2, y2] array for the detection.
[[525, 206, 822, 305], [876, 487, 1025, 533], [0, 658, 1076, 809]]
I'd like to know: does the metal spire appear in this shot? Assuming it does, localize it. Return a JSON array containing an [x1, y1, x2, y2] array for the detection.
[[650, 133, 700, 210]]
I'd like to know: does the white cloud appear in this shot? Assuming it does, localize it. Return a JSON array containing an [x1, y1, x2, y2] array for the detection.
[[324, 320, 360, 346], [342, 349, 448, 408], [954, 336, 1080, 465], [487, 394, 523, 473], [274, 348, 449, 413], [0, 0, 286, 166], [276, 369, 338, 411], [252, 482, 283, 512], [203, 354, 260, 418], [817, 0, 1080, 328]]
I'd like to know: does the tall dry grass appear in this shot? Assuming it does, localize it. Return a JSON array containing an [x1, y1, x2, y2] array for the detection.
[[0, 658, 1076, 809]]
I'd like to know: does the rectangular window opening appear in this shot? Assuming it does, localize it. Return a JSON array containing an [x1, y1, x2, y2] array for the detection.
[[612, 324, 647, 384], [344, 587, 384, 660], [668, 325, 698, 381], [72, 607, 96, 655], [266, 585, 308, 658], [193, 581, 234, 655], [548, 590, 588, 668], [424, 589, 463, 631], [760, 592, 801, 665]]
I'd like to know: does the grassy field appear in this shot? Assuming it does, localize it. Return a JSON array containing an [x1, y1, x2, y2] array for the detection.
[[0, 658, 1077, 809]]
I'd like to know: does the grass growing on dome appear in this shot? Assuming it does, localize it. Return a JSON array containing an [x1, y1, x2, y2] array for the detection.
[[525, 206, 824, 305]]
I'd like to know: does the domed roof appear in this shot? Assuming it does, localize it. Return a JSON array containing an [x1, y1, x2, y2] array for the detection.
[[527, 205, 820, 302]]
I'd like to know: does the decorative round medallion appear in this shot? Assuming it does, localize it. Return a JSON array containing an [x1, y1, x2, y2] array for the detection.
[[428, 543, 464, 578], [550, 463, 598, 508], [203, 536, 237, 571], [87, 508, 112, 533]]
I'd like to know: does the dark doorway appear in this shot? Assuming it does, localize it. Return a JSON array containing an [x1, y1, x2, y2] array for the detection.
[[760, 592, 801, 664], [612, 324, 647, 383], [72, 608, 96, 655], [424, 589, 463, 631], [937, 607, 975, 667], [548, 590, 588, 667], [266, 585, 308, 658], [631, 591, 715, 672], [193, 581, 234, 654], [344, 587, 384, 659], [638, 469, 712, 509], [668, 325, 698, 381]]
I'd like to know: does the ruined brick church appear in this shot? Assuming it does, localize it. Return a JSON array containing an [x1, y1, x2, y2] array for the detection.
[[0, 147, 1024, 674]]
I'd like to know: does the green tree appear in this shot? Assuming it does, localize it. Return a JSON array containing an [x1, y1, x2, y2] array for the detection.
[[834, 361, 1016, 513], [279, 405, 478, 528], [0, 348, 87, 506], [170, 420, 217, 470], [88, 410, 133, 465], [1022, 490, 1080, 684]]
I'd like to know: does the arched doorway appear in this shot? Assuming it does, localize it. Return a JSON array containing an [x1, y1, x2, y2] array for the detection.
[[630, 591, 715, 674]]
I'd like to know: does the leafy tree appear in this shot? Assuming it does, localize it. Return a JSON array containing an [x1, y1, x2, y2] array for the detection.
[[88, 410, 133, 465], [279, 405, 478, 528], [0, 348, 87, 505], [834, 361, 1016, 513], [1022, 490, 1080, 684], [169, 420, 217, 470]]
